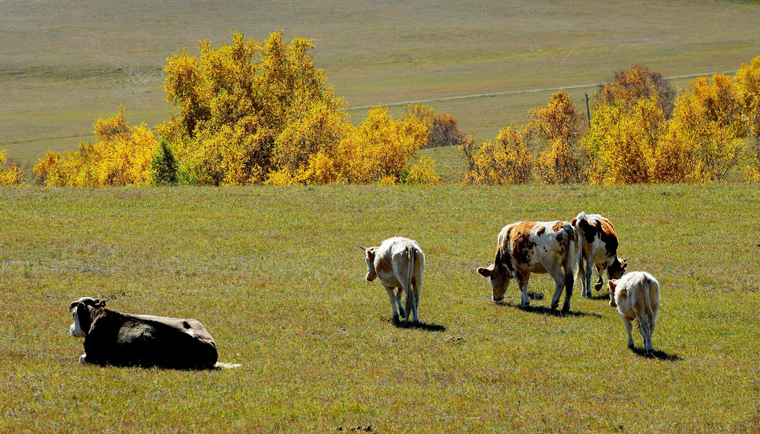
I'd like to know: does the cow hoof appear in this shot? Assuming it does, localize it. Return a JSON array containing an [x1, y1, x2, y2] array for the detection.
[[561, 307, 570, 313], [493, 296, 505, 302], [594, 283, 604, 292], [392, 316, 400, 324], [78, 354, 87, 364]]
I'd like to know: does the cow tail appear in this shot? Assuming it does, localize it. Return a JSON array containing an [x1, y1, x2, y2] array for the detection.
[[214, 362, 242, 369], [642, 277, 655, 323], [568, 226, 580, 283], [572, 215, 585, 285], [405, 245, 416, 315]]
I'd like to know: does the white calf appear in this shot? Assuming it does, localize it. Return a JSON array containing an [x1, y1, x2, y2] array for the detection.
[[608, 271, 660, 354], [361, 237, 425, 324]]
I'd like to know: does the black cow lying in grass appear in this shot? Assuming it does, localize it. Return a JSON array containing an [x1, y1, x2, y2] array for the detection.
[[69, 297, 219, 369]]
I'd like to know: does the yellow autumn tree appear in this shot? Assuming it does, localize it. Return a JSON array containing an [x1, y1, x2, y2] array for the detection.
[[33, 106, 158, 187], [0, 149, 24, 186], [460, 125, 532, 185], [583, 97, 664, 184], [403, 104, 466, 148], [736, 56, 760, 180], [595, 63, 677, 118], [330, 106, 436, 185], [653, 75, 745, 182], [158, 31, 348, 185], [531, 90, 584, 184]]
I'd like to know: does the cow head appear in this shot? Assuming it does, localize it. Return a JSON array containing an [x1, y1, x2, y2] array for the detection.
[[477, 263, 510, 302], [360, 245, 378, 282], [69, 297, 106, 338], [607, 280, 618, 308], [607, 257, 628, 281]]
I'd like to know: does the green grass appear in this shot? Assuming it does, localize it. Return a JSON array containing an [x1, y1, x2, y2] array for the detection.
[[1, 185, 758, 432], [3, 0, 760, 166]]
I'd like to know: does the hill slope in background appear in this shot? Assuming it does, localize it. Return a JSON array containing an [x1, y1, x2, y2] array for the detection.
[[2, 0, 760, 166]]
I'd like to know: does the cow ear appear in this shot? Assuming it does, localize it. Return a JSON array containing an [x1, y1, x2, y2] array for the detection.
[[621, 261, 628, 270], [69, 301, 79, 310], [477, 265, 495, 277], [571, 218, 577, 225], [608, 280, 617, 290], [98, 300, 106, 308], [366, 248, 376, 260]]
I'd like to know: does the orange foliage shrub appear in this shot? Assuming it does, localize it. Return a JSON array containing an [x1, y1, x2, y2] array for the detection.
[[460, 126, 532, 185], [159, 31, 347, 185], [403, 104, 466, 149], [0, 149, 24, 186], [158, 32, 437, 186], [655, 76, 745, 182], [595, 63, 676, 118], [335, 107, 436, 185], [735, 56, 760, 180], [33, 107, 158, 187], [583, 98, 664, 184], [531, 91, 584, 184]]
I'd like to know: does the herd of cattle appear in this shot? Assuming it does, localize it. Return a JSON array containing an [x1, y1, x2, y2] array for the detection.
[[68, 211, 661, 369]]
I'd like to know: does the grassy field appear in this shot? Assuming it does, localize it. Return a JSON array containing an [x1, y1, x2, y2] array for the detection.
[[3, 0, 760, 169], [1, 184, 758, 432]]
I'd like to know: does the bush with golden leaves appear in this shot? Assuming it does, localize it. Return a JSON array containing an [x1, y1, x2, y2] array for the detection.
[[531, 90, 585, 184], [736, 56, 760, 180], [158, 31, 347, 185], [334, 107, 434, 185], [655, 76, 746, 182], [403, 104, 466, 149], [460, 126, 531, 185], [33, 107, 158, 187], [0, 149, 24, 186], [582, 97, 664, 184], [595, 63, 676, 118]]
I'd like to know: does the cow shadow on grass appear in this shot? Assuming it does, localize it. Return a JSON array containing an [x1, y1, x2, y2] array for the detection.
[[387, 318, 446, 332], [630, 347, 683, 362], [588, 292, 610, 301], [495, 300, 602, 318]]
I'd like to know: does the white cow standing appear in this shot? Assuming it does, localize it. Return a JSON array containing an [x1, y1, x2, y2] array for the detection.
[[608, 271, 660, 355], [361, 237, 425, 324]]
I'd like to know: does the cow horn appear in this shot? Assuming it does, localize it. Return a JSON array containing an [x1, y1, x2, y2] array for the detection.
[[621, 257, 630, 262], [358, 245, 367, 251]]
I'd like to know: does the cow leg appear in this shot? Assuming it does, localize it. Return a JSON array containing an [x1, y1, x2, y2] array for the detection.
[[636, 312, 654, 354], [411, 275, 422, 324], [385, 286, 400, 323], [582, 254, 595, 297], [563, 267, 575, 313], [395, 288, 407, 319], [594, 264, 604, 292], [543, 262, 566, 310], [623, 316, 635, 349], [514, 271, 531, 307]]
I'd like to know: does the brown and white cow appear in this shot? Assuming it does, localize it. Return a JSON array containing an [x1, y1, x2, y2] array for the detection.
[[361, 237, 425, 324], [608, 272, 660, 354], [69, 297, 219, 369], [572, 212, 628, 298], [477, 221, 579, 312]]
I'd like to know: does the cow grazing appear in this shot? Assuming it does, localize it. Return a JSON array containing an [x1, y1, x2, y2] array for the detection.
[[69, 297, 219, 369], [608, 272, 660, 354], [477, 221, 579, 312], [361, 237, 425, 324], [572, 212, 628, 298]]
